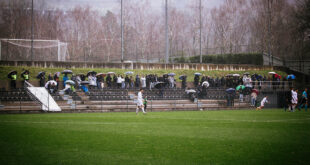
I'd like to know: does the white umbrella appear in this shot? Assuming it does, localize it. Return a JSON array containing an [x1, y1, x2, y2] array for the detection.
[[125, 71, 134, 75], [233, 74, 240, 77], [202, 81, 209, 87], [268, 72, 276, 75], [65, 80, 75, 85], [186, 89, 196, 94], [45, 80, 57, 88], [194, 73, 201, 76]]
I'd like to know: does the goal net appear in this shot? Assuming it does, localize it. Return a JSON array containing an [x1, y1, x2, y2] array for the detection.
[[0, 39, 69, 61]]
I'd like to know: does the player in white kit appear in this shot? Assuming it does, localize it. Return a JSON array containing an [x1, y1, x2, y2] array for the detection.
[[256, 96, 268, 110], [136, 88, 146, 115]]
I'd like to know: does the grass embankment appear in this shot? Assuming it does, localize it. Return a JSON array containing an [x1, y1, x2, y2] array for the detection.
[[0, 110, 309, 164], [0, 65, 287, 82]]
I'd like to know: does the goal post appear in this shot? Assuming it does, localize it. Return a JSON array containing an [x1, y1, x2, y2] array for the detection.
[[0, 39, 69, 61]]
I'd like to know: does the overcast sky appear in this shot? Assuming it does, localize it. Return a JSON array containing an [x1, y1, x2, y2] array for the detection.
[[43, 0, 224, 13]]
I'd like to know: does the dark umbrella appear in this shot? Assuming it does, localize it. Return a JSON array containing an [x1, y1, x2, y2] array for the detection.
[[8, 70, 17, 79], [80, 81, 90, 85], [194, 73, 201, 76], [96, 73, 106, 77], [36, 71, 45, 79], [62, 70, 73, 74], [154, 82, 165, 89], [179, 75, 187, 80], [168, 73, 175, 76], [226, 88, 236, 94], [21, 70, 29, 75], [87, 71, 97, 76]]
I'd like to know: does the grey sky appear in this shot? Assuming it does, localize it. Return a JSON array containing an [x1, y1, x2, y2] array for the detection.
[[43, 0, 224, 13]]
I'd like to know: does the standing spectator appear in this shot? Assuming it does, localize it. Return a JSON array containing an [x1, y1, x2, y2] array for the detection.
[[141, 75, 146, 89], [125, 75, 130, 88], [194, 75, 200, 87], [88, 74, 97, 89], [113, 74, 117, 88], [9, 71, 17, 89], [121, 76, 125, 89], [54, 72, 60, 90], [117, 75, 122, 88], [21, 70, 29, 87], [48, 73, 53, 81], [181, 76, 187, 89], [38, 72, 46, 87], [106, 74, 112, 88], [63, 74, 69, 87], [135, 75, 140, 88], [251, 90, 257, 107], [130, 76, 134, 88]]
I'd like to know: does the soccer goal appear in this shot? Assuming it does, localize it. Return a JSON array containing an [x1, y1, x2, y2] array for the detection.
[[0, 39, 69, 61]]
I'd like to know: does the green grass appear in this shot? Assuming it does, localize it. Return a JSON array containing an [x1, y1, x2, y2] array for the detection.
[[0, 109, 309, 165], [0, 65, 287, 82]]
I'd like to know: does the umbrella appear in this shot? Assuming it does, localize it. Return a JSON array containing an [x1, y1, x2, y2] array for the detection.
[[236, 85, 245, 91], [36, 71, 45, 79], [275, 74, 281, 79], [226, 88, 235, 94], [62, 70, 73, 74], [96, 73, 106, 77], [226, 74, 233, 77], [45, 80, 57, 88], [21, 70, 29, 75], [168, 73, 176, 76], [179, 75, 187, 80], [202, 81, 210, 87], [186, 89, 196, 94], [243, 72, 250, 75], [233, 74, 240, 77], [194, 73, 201, 76], [125, 71, 134, 75], [268, 72, 276, 75], [87, 71, 97, 76], [107, 72, 115, 75], [154, 82, 165, 89], [54, 72, 60, 77], [252, 89, 259, 95], [65, 80, 75, 85], [7, 70, 17, 78], [287, 74, 296, 80], [77, 73, 85, 76], [80, 81, 90, 85]]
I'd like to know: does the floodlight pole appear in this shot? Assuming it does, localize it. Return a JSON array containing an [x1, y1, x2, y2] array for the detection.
[[165, 0, 169, 64], [31, 0, 34, 61], [199, 0, 202, 64], [268, 0, 272, 66], [121, 0, 124, 63]]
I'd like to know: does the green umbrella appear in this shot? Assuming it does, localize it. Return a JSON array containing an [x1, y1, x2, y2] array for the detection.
[[236, 85, 245, 91]]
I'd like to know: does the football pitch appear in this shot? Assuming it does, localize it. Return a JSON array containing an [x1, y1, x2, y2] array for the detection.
[[0, 109, 309, 165]]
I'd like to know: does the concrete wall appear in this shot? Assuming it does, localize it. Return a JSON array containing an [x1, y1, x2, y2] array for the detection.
[[0, 60, 273, 71]]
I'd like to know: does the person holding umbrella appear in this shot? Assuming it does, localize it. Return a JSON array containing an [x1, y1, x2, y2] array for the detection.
[[236, 84, 245, 102], [179, 75, 187, 89], [37, 71, 46, 87], [194, 73, 201, 87], [21, 70, 29, 82], [106, 74, 112, 88], [8, 71, 17, 89]]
